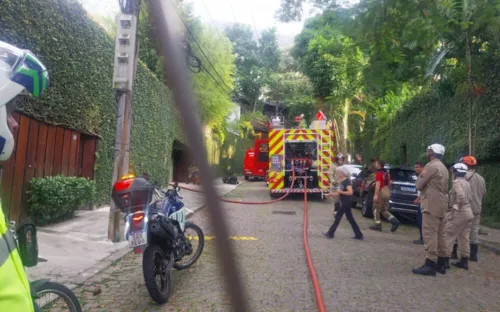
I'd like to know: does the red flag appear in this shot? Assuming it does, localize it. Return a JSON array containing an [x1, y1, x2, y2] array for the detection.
[[316, 110, 326, 120]]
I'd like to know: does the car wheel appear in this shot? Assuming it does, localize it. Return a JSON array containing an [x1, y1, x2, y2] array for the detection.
[[361, 194, 374, 218]]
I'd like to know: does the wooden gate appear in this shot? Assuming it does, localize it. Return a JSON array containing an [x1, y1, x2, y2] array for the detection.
[[0, 113, 98, 223]]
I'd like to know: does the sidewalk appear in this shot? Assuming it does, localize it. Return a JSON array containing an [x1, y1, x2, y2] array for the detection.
[[478, 226, 500, 255], [27, 178, 244, 289]]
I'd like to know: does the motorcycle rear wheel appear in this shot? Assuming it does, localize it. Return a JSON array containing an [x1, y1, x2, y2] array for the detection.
[[143, 244, 172, 304], [174, 221, 204, 270]]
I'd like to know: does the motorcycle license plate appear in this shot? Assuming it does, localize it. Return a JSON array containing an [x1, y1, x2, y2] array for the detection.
[[128, 231, 147, 248]]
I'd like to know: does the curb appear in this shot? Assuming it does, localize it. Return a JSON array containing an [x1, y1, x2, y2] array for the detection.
[[479, 239, 500, 256], [69, 245, 131, 290]]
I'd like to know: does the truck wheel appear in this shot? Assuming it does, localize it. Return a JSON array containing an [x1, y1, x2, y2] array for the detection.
[[244, 176, 249, 181], [361, 194, 374, 218]]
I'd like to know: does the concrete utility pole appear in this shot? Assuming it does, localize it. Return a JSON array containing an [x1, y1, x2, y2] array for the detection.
[[107, 0, 141, 242]]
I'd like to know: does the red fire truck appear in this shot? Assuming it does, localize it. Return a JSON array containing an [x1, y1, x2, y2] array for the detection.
[[267, 112, 335, 198], [243, 139, 269, 181]]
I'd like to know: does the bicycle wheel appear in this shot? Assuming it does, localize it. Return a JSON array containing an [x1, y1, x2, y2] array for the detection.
[[34, 281, 82, 312]]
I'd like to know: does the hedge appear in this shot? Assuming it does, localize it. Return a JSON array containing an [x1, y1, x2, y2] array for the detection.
[[27, 176, 96, 225], [0, 0, 183, 203], [363, 56, 500, 225]]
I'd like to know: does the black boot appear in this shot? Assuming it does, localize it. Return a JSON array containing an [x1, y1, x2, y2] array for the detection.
[[390, 218, 400, 232], [453, 257, 469, 270], [451, 244, 458, 259], [413, 238, 424, 245], [370, 224, 382, 231], [470, 244, 478, 262], [436, 257, 449, 274], [412, 259, 436, 276]]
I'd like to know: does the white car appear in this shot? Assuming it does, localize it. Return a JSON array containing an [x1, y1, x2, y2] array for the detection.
[[342, 164, 362, 180]]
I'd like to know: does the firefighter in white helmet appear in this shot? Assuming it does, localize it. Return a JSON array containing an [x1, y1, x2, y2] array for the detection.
[[413, 144, 449, 276], [440, 163, 474, 273], [0, 40, 49, 312]]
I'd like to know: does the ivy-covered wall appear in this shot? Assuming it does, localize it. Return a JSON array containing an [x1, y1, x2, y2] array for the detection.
[[366, 57, 500, 226], [217, 132, 253, 176], [0, 0, 182, 203]]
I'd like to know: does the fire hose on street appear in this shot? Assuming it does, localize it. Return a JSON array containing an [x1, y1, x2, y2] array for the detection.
[[169, 166, 327, 312], [147, 0, 327, 310]]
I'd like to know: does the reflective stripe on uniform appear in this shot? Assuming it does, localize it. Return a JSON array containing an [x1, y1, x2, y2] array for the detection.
[[0, 229, 17, 266]]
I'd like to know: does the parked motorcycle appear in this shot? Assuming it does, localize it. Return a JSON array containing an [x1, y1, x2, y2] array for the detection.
[[112, 176, 205, 304], [8, 221, 82, 312]]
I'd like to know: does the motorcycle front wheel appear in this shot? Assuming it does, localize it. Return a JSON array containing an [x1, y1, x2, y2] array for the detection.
[[34, 281, 82, 312], [143, 244, 172, 304], [174, 221, 204, 270]]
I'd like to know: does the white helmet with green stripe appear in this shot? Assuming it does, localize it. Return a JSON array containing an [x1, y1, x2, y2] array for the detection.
[[0, 41, 49, 160]]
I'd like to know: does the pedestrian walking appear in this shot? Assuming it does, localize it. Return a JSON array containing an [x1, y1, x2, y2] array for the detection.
[[459, 156, 486, 262], [324, 166, 364, 240], [412, 144, 449, 276], [328, 153, 345, 215], [369, 159, 400, 232], [438, 163, 474, 273], [413, 161, 424, 244]]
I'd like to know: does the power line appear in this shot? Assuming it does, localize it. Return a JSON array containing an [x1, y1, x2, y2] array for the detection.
[[250, 11, 260, 43], [201, 0, 225, 40], [168, 0, 256, 112], [168, 0, 233, 94]]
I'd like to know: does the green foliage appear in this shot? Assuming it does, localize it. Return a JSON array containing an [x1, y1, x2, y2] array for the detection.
[[191, 25, 236, 128], [266, 71, 316, 123], [0, 0, 182, 203], [27, 176, 96, 225], [225, 24, 281, 111], [219, 132, 253, 175], [365, 59, 500, 221]]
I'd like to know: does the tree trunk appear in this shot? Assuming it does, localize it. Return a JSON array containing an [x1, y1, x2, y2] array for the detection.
[[333, 118, 342, 155], [466, 31, 473, 155], [252, 99, 257, 113], [342, 98, 350, 154]]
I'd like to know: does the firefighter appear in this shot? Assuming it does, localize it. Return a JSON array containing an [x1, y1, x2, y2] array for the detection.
[[456, 156, 486, 262], [439, 163, 474, 273], [412, 144, 449, 276], [369, 159, 400, 232], [329, 153, 345, 214], [0, 41, 49, 312]]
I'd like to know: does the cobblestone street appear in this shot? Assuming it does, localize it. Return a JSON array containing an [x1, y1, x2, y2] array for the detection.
[[74, 182, 500, 312]]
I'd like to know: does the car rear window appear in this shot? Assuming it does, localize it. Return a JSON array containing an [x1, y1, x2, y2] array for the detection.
[[390, 169, 417, 182]]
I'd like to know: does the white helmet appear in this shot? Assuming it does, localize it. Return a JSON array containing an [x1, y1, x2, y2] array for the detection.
[[0, 41, 48, 160], [452, 163, 468, 174], [427, 143, 445, 156]]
